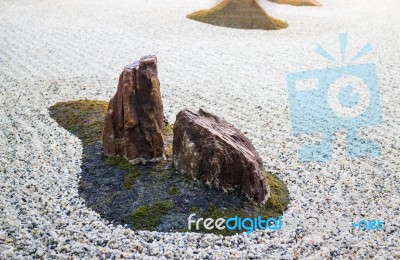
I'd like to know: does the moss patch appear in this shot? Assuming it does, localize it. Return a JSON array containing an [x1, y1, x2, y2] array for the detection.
[[49, 100, 108, 145], [105, 156, 134, 170], [265, 172, 290, 212], [123, 169, 140, 189], [168, 186, 179, 195], [163, 124, 173, 136], [270, 0, 321, 6], [105, 156, 140, 189], [164, 144, 173, 158], [190, 206, 200, 213], [187, 0, 288, 30], [163, 124, 174, 158], [132, 200, 175, 230]]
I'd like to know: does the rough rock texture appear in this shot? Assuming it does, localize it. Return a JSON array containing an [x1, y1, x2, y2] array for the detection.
[[173, 108, 270, 203], [102, 55, 165, 160]]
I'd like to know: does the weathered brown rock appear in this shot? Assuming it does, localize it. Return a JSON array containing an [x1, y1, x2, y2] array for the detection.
[[102, 55, 165, 160], [173, 109, 270, 203]]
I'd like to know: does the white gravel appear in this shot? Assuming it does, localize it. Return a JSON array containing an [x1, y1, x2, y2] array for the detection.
[[1, 0, 400, 258]]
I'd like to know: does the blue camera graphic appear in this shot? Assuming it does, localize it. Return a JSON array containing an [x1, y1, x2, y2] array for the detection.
[[287, 33, 382, 162]]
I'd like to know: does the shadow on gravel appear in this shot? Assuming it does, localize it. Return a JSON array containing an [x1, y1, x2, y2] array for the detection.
[[80, 142, 246, 231]]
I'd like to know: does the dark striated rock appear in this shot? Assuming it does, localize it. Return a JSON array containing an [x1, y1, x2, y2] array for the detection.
[[102, 55, 165, 160], [173, 108, 270, 203]]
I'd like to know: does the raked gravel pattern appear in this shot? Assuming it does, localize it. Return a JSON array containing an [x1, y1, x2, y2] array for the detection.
[[1, 0, 400, 258]]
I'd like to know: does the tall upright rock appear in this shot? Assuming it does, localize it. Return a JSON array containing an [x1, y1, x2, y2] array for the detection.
[[173, 108, 270, 203], [102, 55, 165, 160]]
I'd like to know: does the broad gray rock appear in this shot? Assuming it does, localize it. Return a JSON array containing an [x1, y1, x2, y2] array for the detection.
[[173, 108, 270, 203]]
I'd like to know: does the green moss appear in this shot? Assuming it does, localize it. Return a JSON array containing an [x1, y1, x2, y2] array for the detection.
[[163, 124, 173, 136], [265, 172, 289, 213], [190, 206, 200, 213], [105, 156, 133, 170], [162, 124, 174, 158], [105, 156, 140, 189], [167, 186, 179, 195], [48, 100, 108, 145], [150, 160, 175, 180], [207, 203, 218, 212], [132, 200, 175, 230], [123, 169, 140, 189], [164, 144, 173, 158]]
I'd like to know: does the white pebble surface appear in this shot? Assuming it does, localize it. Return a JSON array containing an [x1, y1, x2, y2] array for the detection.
[[0, 0, 399, 258]]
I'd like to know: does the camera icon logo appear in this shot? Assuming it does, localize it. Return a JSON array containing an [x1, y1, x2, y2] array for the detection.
[[287, 33, 382, 162]]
